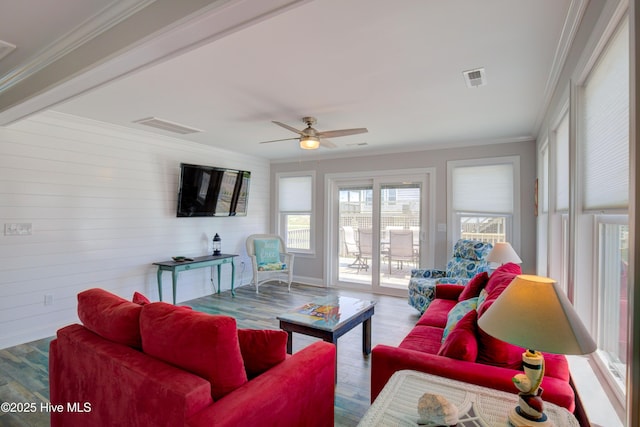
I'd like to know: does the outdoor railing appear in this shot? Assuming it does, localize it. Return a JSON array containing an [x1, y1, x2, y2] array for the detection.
[[287, 228, 310, 249]]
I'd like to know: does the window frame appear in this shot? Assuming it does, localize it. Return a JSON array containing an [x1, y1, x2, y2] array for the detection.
[[570, 13, 629, 412], [447, 156, 521, 252], [591, 214, 628, 403], [276, 171, 316, 255]]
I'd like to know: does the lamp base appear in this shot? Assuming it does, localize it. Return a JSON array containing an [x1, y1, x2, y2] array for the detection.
[[508, 407, 554, 427]]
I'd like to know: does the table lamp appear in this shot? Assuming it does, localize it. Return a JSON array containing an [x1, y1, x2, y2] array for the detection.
[[486, 242, 522, 266], [477, 275, 596, 427]]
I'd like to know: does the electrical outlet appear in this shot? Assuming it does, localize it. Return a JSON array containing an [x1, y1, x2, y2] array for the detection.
[[44, 294, 54, 306]]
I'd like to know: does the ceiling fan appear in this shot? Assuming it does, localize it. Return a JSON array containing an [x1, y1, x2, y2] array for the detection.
[[259, 117, 368, 150]]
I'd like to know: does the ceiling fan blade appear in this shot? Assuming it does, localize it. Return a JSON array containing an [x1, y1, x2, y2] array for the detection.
[[259, 137, 299, 144], [317, 128, 368, 138], [320, 139, 337, 149], [272, 121, 303, 135]]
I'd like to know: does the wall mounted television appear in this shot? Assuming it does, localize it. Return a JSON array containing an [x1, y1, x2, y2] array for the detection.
[[176, 163, 251, 217]]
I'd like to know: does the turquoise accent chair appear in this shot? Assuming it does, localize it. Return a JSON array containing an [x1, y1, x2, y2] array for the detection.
[[408, 239, 493, 313]]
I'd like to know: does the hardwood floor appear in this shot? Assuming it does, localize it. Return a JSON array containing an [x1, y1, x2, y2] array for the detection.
[[0, 282, 420, 426]]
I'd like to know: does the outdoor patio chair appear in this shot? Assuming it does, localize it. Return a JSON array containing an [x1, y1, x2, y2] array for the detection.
[[357, 228, 373, 272], [384, 229, 415, 274], [342, 226, 368, 271]]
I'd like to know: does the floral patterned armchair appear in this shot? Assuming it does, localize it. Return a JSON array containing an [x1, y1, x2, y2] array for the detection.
[[408, 239, 493, 313]]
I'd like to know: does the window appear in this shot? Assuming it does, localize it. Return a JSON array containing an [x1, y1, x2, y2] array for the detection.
[[555, 111, 569, 212], [576, 17, 628, 399], [580, 20, 629, 213], [596, 218, 628, 392], [537, 140, 549, 275], [551, 110, 570, 292], [448, 157, 519, 247], [277, 173, 314, 252]]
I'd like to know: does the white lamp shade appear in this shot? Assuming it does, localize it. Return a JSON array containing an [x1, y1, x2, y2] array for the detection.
[[477, 275, 596, 355], [486, 242, 522, 265]]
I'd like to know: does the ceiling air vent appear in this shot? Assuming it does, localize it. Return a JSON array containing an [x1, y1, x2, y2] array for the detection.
[[463, 68, 487, 88], [133, 117, 203, 134], [0, 40, 17, 61]]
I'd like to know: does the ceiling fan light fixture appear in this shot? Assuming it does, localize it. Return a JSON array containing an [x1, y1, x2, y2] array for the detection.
[[300, 136, 320, 150]]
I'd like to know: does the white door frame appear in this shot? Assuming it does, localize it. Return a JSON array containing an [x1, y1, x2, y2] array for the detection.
[[325, 168, 435, 296]]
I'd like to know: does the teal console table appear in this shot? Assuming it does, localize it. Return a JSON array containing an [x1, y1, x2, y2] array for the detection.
[[153, 254, 238, 304]]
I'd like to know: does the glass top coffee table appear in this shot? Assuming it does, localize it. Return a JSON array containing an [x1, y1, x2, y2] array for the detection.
[[277, 295, 376, 356]]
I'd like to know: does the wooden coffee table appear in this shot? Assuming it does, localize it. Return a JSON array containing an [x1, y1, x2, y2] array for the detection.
[[277, 295, 375, 355]]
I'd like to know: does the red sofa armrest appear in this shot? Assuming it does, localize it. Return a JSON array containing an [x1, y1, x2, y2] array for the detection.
[[187, 341, 336, 427], [434, 284, 464, 300], [371, 344, 575, 412], [50, 325, 213, 427]]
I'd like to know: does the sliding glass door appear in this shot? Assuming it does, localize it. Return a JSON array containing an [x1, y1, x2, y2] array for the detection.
[[378, 183, 421, 289], [338, 185, 373, 286], [331, 171, 431, 296]]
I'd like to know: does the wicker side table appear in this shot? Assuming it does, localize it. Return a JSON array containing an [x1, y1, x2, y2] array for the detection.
[[358, 370, 579, 426]]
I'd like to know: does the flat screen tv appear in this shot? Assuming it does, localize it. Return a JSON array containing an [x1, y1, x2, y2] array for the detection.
[[176, 163, 251, 217]]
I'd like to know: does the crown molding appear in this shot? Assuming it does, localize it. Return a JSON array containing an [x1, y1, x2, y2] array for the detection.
[[533, 0, 589, 136], [0, 0, 155, 92], [0, 0, 310, 126]]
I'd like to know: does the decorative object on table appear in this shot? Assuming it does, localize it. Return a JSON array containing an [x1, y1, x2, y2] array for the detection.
[[213, 233, 221, 255], [477, 274, 596, 427], [485, 241, 522, 267], [417, 392, 458, 426]]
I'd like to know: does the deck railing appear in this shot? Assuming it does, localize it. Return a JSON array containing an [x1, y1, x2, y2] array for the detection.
[[286, 228, 310, 249]]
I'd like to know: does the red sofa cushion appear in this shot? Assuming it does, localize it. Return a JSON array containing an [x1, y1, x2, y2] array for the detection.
[[478, 262, 522, 316], [77, 288, 143, 349], [238, 329, 288, 378], [475, 263, 525, 369], [132, 291, 151, 305], [399, 325, 443, 354], [416, 298, 457, 328], [542, 352, 571, 382], [483, 263, 521, 295], [458, 271, 489, 301], [140, 302, 248, 400], [476, 321, 526, 369], [438, 309, 478, 362]]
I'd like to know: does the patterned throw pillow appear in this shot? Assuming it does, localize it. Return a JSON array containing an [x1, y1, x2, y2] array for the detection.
[[476, 288, 489, 313], [257, 262, 286, 271], [254, 239, 281, 267], [441, 297, 478, 343]]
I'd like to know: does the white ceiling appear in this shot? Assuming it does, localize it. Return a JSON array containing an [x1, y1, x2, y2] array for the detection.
[[0, 0, 582, 161]]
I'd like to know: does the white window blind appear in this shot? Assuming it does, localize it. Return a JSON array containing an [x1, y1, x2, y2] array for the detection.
[[581, 19, 629, 211], [452, 164, 513, 214], [279, 175, 312, 211], [555, 112, 569, 211]]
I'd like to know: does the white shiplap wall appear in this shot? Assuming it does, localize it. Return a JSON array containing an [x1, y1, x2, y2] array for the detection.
[[0, 111, 270, 349]]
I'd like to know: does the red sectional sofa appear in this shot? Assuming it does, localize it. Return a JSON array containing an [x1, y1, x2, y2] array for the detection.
[[371, 263, 577, 412], [49, 288, 336, 427]]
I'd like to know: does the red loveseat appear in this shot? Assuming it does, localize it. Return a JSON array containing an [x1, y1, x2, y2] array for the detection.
[[371, 263, 576, 412], [49, 288, 336, 427]]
